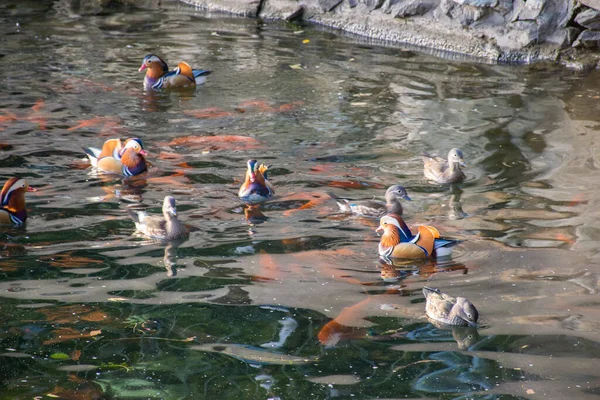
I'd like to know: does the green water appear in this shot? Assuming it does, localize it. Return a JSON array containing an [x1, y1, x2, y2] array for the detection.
[[1, 0, 600, 399]]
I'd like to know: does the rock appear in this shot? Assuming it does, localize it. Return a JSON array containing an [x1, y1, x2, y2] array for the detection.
[[494, 0, 513, 13], [347, 0, 359, 7], [452, 0, 497, 7], [580, 0, 600, 12], [496, 21, 539, 49], [319, 0, 344, 12], [363, 0, 385, 10], [573, 29, 600, 48], [285, 5, 305, 21], [546, 27, 581, 46], [390, 0, 436, 17], [575, 8, 600, 30], [517, 0, 545, 21], [447, 3, 486, 25], [557, 0, 578, 28]]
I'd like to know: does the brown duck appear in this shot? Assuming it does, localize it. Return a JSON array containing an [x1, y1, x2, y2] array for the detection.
[[335, 185, 411, 218], [422, 148, 466, 184], [422, 287, 478, 327], [129, 196, 188, 241]]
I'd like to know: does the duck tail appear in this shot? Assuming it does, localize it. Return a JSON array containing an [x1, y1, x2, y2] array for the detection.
[[193, 69, 212, 84], [83, 147, 101, 167], [326, 192, 351, 212], [422, 286, 440, 297], [433, 237, 461, 258], [127, 208, 145, 224]]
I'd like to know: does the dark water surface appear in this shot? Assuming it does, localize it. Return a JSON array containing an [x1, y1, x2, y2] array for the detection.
[[2, 1, 600, 399]]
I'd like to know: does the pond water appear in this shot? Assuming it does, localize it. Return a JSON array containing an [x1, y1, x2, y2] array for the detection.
[[1, 0, 600, 399]]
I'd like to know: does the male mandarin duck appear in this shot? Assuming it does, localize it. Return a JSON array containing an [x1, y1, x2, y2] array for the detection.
[[128, 196, 188, 241], [0, 177, 36, 225], [422, 148, 466, 184], [84, 138, 148, 177], [376, 214, 459, 259], [139, 54, 211, 90], [238, 159, 274, 203], [335, 185, 411, 218], [423, 287, 478, 327]]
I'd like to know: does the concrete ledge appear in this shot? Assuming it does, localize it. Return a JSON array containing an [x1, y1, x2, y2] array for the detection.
[[179, 0, 600, 68]]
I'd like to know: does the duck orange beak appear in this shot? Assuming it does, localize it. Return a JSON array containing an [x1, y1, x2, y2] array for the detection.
[[249, 172, 256, 183], [140, 150, 148, 156], [138, 64, 147, 72], [27, 186, 37, 192], [375, 225, 384, 234]]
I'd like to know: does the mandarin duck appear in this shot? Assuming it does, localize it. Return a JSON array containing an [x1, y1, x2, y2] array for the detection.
[[422, 287, 478, 327], [139, 54, 211, 90], [422, 148, 466, 184], [238, 159, 274, 203], [0, 177, 35, 225], [376, 214, 459, 259], [128, 196, 188, 241], [84, 138, 148, 177], [335, 185, 411, 218]]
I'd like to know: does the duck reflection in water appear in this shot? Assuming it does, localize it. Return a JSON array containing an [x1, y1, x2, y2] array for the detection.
[[378, 256, 467, 282], [448, 185, 467, 220], [408, 321, 481, 350], [139, 86, 197, 113]]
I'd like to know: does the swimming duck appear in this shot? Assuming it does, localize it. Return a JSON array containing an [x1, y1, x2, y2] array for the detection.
[[0, 177, 36, 225], [422, 148, 466, 184], [238, 159, 274, 203], [422, 286, 478, 327], [128, 196, 188, 240], [376, 214, 459, 259], [84, 138, 148, 177], [139, 54, 211, 90], [335, 185, 411, 217]]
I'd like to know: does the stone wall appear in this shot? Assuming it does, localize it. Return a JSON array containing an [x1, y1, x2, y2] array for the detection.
[[180, 0, 600, 67]]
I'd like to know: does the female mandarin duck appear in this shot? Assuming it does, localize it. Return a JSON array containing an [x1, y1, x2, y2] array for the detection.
[[376, 214, 459, 259], [139, 54, 211, 90], [0, 177, 36, 225], [423, 287, 478, 327], [238, 159, 274, 203], [128, 196, 188, 241], [422, 148, 466, 184], [335, 185, 411, 218], [84, 138, 148, 177]]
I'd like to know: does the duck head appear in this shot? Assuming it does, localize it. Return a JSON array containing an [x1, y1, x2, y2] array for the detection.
[[385, 185, 411, 203], [246, 159, 259, 183], [120, 138, 148, 157], [120, 138, 148, 176], [162, 196, 177, 219], [1, 177, 36, 214], [139, 54, 169, 79], [452, 297, 479, 327], [448, 148, 466, 167], [376, 214, 402, 235]]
